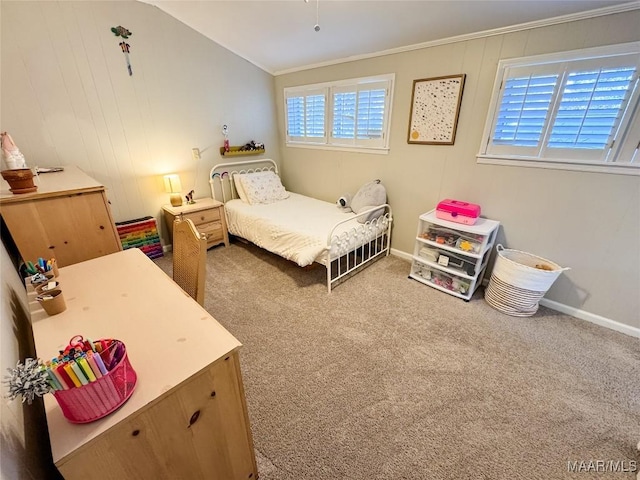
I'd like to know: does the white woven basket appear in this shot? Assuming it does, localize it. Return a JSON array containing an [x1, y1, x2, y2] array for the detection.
[[485, 245, 569, 317]]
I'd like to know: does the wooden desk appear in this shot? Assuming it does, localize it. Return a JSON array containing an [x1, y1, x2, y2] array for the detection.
[[29, 248, 257, 479], [0, 166, 121, 267]]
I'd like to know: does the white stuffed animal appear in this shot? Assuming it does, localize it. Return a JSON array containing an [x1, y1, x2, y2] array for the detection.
[[350, 180, 387, 223]]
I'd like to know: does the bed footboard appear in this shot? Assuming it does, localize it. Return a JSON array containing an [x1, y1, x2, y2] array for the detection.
[[326, 204, 392, 293]]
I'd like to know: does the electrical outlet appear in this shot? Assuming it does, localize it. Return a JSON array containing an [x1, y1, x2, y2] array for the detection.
[[191, 148, 200, 161]]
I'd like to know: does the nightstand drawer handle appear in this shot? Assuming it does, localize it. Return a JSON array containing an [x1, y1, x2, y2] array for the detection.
[[188, 410, 201, 427]]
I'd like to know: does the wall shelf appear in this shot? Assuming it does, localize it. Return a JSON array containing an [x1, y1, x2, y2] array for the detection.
[[219, 146, 265, 157]]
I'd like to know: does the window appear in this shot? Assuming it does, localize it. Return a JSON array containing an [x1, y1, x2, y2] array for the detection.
[[479, 42, 640, 175], [285, 74, 394, 153]]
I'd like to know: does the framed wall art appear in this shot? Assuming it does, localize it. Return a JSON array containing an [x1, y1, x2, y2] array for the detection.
[[407, 74, 466, 145]]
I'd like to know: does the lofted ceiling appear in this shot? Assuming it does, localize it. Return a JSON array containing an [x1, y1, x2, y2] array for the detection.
[[140, 0, 639, 75]]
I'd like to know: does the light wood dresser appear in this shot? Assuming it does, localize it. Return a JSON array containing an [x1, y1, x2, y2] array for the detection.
[[30, 248, 257, 479], [0, 166, 121, 267], [162, 197, 229, 249]]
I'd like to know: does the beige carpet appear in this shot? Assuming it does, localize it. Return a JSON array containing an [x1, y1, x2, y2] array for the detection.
[[154, 240, 640, 480]]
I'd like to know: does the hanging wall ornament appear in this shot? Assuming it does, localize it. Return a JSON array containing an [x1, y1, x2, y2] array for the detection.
[[111, 26, 133, 76], [120, 41, 132, 76]]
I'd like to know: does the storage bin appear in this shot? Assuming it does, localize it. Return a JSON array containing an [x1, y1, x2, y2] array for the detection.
[[436, 199, 481, 225], [53, 339, 137, 423], [485, 245, 569, 317], [412, 261, 471, 295]]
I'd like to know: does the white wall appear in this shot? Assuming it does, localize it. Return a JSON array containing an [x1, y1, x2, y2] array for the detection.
[[2, 1, 638, 331], [274, 11, 640, 331], [0, 240, 60, 479], [0, 0, 280, 243]]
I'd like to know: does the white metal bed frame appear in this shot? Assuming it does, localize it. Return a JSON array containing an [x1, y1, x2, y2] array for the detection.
[[209, 159, 393, 292]]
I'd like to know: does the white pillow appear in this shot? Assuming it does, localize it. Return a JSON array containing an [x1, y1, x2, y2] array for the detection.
[[233, 173, 249, 203], [239, 170, 289, 205]]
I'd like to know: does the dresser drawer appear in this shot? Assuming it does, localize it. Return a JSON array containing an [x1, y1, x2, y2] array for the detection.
[[183, 208, 221, 226], [199, 222, 224, 246], [162, 199, 228, 248]]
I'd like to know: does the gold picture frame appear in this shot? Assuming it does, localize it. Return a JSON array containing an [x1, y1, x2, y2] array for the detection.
[[407, 74, 466, 145]]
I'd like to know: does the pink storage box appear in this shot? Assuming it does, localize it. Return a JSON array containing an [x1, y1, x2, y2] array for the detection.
[[436, 199, 481, 225]]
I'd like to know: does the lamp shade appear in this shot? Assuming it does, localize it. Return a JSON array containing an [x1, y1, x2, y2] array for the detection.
[[163, 174, 182, 194], [163, 174, 183, 207]]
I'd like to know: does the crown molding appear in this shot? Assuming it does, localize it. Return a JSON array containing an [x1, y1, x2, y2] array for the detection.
[[274, 1, 640, 76]]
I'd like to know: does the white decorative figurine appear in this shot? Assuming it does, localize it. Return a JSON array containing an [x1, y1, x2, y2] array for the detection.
[[1, 132, 27, 169]]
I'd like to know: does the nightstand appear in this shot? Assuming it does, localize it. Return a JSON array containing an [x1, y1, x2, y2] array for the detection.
[[162, 198, 229, 249]]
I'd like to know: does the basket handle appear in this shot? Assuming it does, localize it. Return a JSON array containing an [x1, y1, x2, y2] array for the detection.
[[496, 244, 504, 252]]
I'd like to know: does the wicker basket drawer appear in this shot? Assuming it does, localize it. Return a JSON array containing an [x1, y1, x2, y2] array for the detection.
[[183, 208, 221, 226], [199, 222, 223, 245]]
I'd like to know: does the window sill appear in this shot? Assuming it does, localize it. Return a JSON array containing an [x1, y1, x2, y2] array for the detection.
[[286, 143, 389, 155], [477, 154, 640, 176]]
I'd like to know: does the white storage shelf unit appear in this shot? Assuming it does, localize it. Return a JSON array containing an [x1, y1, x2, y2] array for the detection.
[[410, 210, 500, 300]]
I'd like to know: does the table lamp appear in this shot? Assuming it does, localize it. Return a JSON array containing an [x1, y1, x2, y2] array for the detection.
[[164, 174, 183, 207]]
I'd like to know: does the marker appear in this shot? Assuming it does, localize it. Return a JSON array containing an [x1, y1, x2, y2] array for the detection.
[[110, 342, 124, 370], [92, 350, 108, 375], [63, 363, 82, 388], [44, 367, 63, 390], [85, 337, 97, 353], [70, 360, 88, 385], [85, 351, 103, 378], [77, 357, 96, 382], [55, 364, 74, 389], [50, 365, 70, 390]]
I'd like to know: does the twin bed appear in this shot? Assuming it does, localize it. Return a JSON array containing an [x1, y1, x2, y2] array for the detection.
[[209, 159, 393, 292]]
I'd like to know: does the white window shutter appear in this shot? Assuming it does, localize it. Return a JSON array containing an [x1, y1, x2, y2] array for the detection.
[[285, 74, 394, 152], [481, 42, 640, 171]]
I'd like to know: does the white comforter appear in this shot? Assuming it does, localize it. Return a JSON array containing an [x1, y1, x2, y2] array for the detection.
[[225, 193, 385, 267]]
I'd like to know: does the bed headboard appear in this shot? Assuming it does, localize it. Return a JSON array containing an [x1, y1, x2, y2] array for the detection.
[[209, 158, 279, 203]]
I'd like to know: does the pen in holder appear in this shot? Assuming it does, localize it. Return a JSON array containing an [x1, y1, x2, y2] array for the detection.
[[50, 258, 59, 277], [26, 257, 58, 278]]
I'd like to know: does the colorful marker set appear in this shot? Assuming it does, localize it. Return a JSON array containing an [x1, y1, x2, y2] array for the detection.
[[43, 338, 122, 391], [49, 335, 138, 424], [25, 257, 57, 276]]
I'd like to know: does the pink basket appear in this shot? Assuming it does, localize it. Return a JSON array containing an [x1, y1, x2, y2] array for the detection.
[[53, 340, 137, 423]]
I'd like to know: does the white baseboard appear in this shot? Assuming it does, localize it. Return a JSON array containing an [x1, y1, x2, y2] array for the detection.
[[390, 248, 412, 262], [539, 298, 640, 339], [163, 244, 172, 253], [390, 249, 639, 338]]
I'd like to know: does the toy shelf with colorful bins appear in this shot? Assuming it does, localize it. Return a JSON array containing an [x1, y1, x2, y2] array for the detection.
[[409, 209, 500, 301]]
